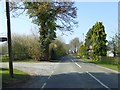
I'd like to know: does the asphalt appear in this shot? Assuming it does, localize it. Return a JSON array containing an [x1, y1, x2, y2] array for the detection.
[[43, 55, 118, 89], [1, 55, 119, 89]]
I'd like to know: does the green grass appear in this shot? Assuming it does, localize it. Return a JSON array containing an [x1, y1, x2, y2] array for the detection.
[[84, 58, 118, 71], [83, 58, 118, 71], [97, 64, 118, 71], [14, 59, 35, 62], [0, 55, 35, 62], [0, 68, 30, 87], [73, 54, 119, 71], [1, 59, 35, 62], [0, 55, 36, 62]]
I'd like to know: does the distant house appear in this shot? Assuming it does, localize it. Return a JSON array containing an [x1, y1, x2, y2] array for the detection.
[[107, 51, 114, 57]]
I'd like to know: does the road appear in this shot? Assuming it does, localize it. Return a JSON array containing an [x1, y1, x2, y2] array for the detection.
[[1, 55, 119, 89]]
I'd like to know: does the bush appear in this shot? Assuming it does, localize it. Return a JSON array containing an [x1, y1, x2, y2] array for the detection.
[[12, 34, 41, 61], [78, 44, 88, 58], [0, 55, 9, 62], [49, 39, 66, 60]]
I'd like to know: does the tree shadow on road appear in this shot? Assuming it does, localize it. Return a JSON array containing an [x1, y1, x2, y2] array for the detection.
[[2, 72, 119, 90]]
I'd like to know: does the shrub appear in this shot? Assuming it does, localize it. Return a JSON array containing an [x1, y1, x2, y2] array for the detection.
[[78, 44, 88, 58], [12, 34, 41, 61], [49, 39, 66, 60]]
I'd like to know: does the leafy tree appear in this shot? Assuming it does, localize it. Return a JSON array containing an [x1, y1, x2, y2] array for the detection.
[[91, 22, 107, 60], [108, 33, 120, 57], [78, 44, 87, 58], [64, 44, 70, 54], [69, 37, 80, 53], [10, 2, 77, 61], [117, 33, 120, 56], [107, 41, 113, 51]]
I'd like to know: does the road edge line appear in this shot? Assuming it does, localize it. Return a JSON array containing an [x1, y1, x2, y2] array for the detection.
[[72, 55, 119, 73], [48, 75, 51, 79], [86, 71, 110, 90]]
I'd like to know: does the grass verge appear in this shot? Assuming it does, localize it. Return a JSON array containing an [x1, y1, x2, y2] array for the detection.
[[0, 55, 36, 62], [73, 54, 118, 71], [83, 58, 118, 71], [14, 59, 35, 62], [1, 58, 35, 62], [1, 68, 30, 87]]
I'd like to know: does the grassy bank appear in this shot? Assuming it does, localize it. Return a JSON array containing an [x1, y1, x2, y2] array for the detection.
[[0, 54, 63, 62], [1, 68, 30, 87], [0, 55, 35, 62], [72, 54, 119, 71]]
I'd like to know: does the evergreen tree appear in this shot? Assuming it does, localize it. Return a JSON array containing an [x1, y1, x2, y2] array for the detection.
[[91, 22, 107, 60], [85, 28, 93, 58], [85, 22, 107, 60]]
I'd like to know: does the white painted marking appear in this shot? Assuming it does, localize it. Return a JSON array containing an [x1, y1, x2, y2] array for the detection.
[[75, 62, 82, 68], [71, 59, 74, 62], [41, 82, 46, 89], [48, 75, 51, 79], [86, 71, 110, 89]]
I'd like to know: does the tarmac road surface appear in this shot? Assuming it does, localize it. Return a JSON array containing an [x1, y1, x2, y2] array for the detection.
[[1, 55, 119, 90]]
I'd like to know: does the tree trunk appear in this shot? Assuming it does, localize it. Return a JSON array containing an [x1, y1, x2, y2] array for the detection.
[[44, 45, 49, 61]]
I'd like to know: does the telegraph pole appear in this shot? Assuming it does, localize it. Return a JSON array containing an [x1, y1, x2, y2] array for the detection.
[[6, 0, 14, 78]]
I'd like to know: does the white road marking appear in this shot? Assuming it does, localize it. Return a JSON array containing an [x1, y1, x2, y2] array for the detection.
[[75, 62, 82, 68], [71, 59, 74, 62], [48, 75, 51, 79], [48, 70, 54, 80], [86, 71, 110, 90], [43, 69, 55, 88], [41, 82, 46, 89], [71, 59, 82, 68]]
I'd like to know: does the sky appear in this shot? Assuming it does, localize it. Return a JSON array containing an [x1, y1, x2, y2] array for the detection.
[[0, 1, 118, 44]]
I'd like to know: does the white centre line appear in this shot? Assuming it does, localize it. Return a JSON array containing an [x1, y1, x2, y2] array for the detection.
[[86, 71, 110, 90], [71, 59, 74, 62], [48, 75, 51, 79], [42, 69, 55, 88], [75, 62, 82, 68], [41, 82, 46, 89]]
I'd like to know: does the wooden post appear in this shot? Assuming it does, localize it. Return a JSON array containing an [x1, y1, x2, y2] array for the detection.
[[6, 0, 14, 78]]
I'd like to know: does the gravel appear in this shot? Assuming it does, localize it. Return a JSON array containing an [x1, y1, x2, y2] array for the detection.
[[1, 62, 58, 75], [0, 62, 59, 88]]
